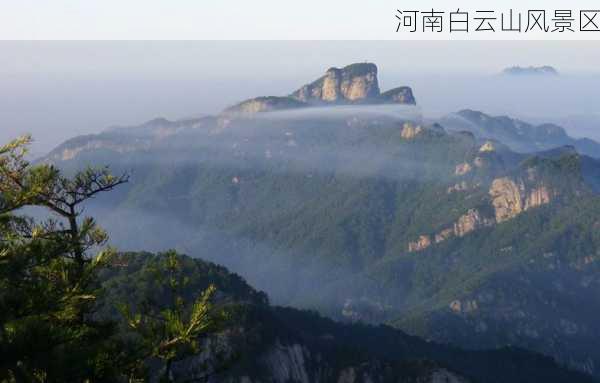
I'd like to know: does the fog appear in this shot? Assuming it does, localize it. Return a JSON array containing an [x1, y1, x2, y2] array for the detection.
[[2, 41, 600, 156], [29, 105, 466, 310], [62, 105, 458, 184], [257, 104, 423, 122], [10, 70, 600, 316]]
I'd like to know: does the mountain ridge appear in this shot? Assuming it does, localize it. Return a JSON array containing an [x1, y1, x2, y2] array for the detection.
[[439, 109, 600, 159], [98, 251, 593, 383], [222, 63, 416, 116], [37, 63, 600, 378], [502, 66, 559, 76]]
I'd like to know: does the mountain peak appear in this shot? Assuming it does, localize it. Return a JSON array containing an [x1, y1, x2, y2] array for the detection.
[[290, 63, 380, 103], [223, 62, 416, 116], [502, 65, 559, 76], [326, 62, 378, 77], [291, 62, 380, 104]]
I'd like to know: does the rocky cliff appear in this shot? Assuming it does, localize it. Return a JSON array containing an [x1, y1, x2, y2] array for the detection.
[[290, 63, 381, 104], [290, 63, 416, 106], [380, 86, 416, 105], [489, 177, 552, 222], [174, 339, 469, 383], [408, 149, 564, 253], [408, 178, 554, 252], [409, 209, 495, 252], [223, 63, 416, 116]]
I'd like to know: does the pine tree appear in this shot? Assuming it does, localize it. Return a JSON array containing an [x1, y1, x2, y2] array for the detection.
[[0, 136, 128, 381], [118, 250, 226, 382]]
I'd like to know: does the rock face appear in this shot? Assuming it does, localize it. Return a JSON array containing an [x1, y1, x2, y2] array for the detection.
[[489, 178, 524, 222], [411, 177, 554, 252], [260, 342, 311, 383], [171, 334, 470, 383], [411, 209, 494, 252], [380, 87, 416, 105], [479, 141, 496, 152], [291, 63, 380, 103], [453, 209, 493, 237], [409, 174, 556, 253], [410, 157, 562, 253], [449, 299, 479, 314], [223, 63, 416, 115], [435, 228, 454, 244], [290, 63, 416, 106], [400, 122, 423, 139], [524, 186, 552, 210], [408, 235, 432, 252], [489, 177, 552, 222]]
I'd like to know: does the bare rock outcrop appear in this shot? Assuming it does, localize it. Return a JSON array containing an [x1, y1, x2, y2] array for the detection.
[[174, 335, 471, 383], [291, 63, 381, 103], [453, 209, 494, 237], [222, 63, 417, 116], [400, 122, 423, 139], [412, 209, 493, 251], [524, 186, 552, 210], [489, 178, 524, 222], [449, 299, 479, 314], [379, 86, 416, 105], [408, 235, 432, 252], [479, 141, 496, 152], [289, 63, 416, 106], [410, 176, 554, 253], [489, 177, 552, 222]]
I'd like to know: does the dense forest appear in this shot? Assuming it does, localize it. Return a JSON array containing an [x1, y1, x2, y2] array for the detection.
[[3, 63, 600, 382], [1, 136, 596, 382]]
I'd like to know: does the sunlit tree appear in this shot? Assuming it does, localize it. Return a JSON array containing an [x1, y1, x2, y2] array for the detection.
[[0, 135, 128, 381], [119, 250, 226, 382]]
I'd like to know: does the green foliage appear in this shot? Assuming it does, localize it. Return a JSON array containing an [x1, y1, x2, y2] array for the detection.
[[0, 137, 234, 382], [41, 112, 600, 379], [0, 136, 127, 381], [94, 251, 593, 383], [117, 250, 229, 382]]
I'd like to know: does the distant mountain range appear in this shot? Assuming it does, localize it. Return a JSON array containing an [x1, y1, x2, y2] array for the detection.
[[438, 109, 600, 158], [502, 66, 559, 76], [42, 63, 600, 380]]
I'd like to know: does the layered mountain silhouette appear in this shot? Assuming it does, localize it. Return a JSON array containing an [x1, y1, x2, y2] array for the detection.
[[502, 66, 559, 76], [440, 109, 600, 159], [42, 63, 600, 379], [97, 252, 591, 383]]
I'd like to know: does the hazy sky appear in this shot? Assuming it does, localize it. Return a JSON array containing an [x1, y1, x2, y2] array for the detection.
[[1, 41, 600, 155]]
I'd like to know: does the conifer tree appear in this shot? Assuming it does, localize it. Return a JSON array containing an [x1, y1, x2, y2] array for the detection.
[[0, 136, 128, 381]]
